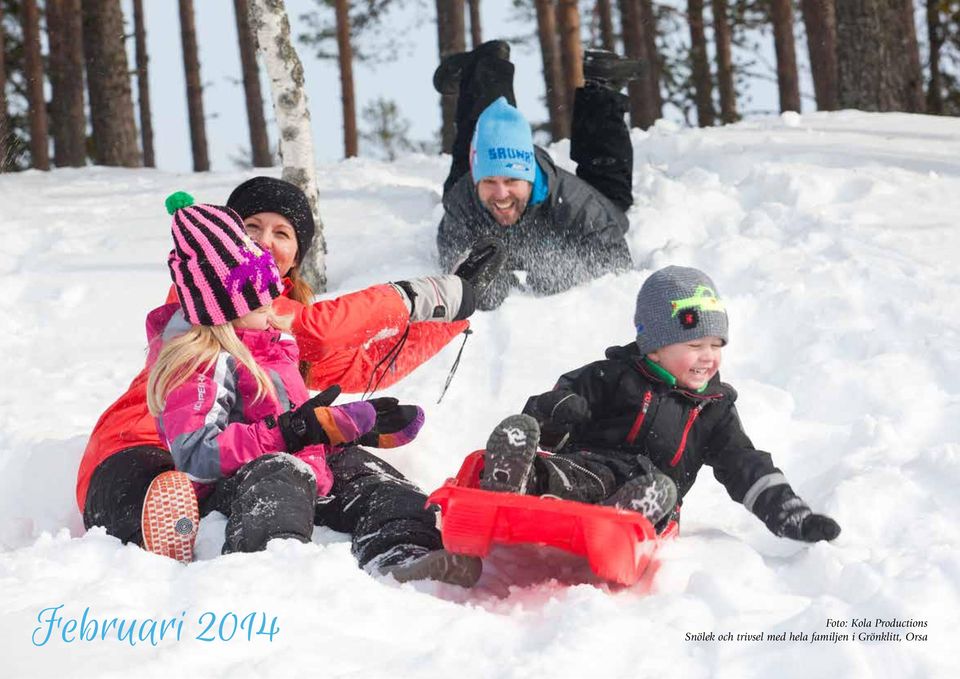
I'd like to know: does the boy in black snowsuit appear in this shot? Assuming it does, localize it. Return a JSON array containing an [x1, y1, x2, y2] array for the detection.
[[481, 266, 841, 542]]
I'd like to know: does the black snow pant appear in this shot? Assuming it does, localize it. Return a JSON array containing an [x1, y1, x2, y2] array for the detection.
[[442, 53, 633, 213], [314, 446, 442, 568], [201, 454, 317, 554], [529, 448, 679, 530], [83, 446, 175, 546]]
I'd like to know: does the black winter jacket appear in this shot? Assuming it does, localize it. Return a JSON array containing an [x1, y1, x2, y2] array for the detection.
[[437, 147, 632, 306], [524, 342, 793, 521]]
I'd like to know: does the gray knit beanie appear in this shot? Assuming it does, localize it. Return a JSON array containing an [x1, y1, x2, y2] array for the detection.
[[634, 266, 729, 354]]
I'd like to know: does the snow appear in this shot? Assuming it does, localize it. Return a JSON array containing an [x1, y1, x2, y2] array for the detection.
[[1, 110, 958, 678]]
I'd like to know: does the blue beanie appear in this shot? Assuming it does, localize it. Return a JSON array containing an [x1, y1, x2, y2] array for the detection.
[[470, 97, 536, 184]]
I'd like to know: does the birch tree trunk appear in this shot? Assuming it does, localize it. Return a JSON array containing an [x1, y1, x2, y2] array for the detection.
[[23, 0, 50, 170], [133, 0, 155, 167], [334, 0, 358, 158], [711, 0, 737, 123], [233, 0, 272, 167], [534, 0, 567, 141], [179, 0, 210, 171], [771, 0, 801, 113], [800, 0, 838, 111], [248, 0, 326, 292], [687, 0, 714, 127]]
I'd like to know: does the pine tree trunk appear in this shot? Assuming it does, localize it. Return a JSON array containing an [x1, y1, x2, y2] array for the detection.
[[233, 0, 272, 167], [687, 0, 714, 127], [619, 0, 655, 129], [334, 0, 357, 158], [926, 0, 943, 114], [436, 0, 466, 154], [799, 0, 838, 111], [596, 0, 615, 51], [47, 0, 67, 165], [534, 0, 567, 140], [23, 0, 50, 170], [836, 0, 925, 112], [711, 0, 737, 123], [179, 0, 209, 171], [248, 0, 326, 292], [132, 0, 155, 167], [55, 0, 86, 166], [82, 0, 141, 167], [638, 0, 661, 115], [0, 2, 11, 171], [467, 0, 482, 49], [771, 0, 801, 113], [556, 0, 584, 137], [898, 0, 925, 112]]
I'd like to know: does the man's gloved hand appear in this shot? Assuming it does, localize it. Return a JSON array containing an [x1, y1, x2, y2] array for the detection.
[[356, 397, 425, 448], [535, 389, 591, 426], [393, 275, 476, 322], [277, 385, 376, 453], [758, 485, 841, 542]]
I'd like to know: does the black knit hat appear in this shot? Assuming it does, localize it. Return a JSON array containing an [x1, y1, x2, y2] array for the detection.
[[226, 176, 316, 264]]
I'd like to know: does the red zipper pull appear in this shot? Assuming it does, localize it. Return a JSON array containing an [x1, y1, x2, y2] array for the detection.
[[625, 390, 653, 444], [670, 401, 706, 467]]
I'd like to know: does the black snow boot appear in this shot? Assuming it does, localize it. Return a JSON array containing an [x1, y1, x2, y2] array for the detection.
[[601, 457, 677, 527], [433, 39, 511, 95], [452, 237, 507, 298], [480, 414, 540, 494], [374, 545, 483, 588], [583, 49, 641, 91]]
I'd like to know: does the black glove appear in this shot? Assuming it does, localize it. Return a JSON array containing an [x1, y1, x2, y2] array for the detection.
[[757, 484, 841, 542], [356, 397, 425, 448], [276, 385, 378, 453], [535, 390, 591, 425]]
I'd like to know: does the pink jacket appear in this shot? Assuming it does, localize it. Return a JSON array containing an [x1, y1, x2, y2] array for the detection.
[[150, 304, 373, 498]]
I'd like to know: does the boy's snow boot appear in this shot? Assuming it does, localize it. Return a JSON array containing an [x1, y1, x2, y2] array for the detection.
[[141, 470, 199, 564], [433, 39, 511, 95], [583, 49, 641, 91], [602, 463, 677, 527], [480, 414, 540, 494], [453, 237, 507, 298], [376, 545, 483, 588]]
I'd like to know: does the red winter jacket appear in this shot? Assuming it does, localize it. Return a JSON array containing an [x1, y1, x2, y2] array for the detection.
[[76, 281, 468, 511]]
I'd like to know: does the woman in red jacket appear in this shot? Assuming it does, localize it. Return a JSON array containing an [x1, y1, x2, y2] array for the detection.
[[79, 177, 494, 585]]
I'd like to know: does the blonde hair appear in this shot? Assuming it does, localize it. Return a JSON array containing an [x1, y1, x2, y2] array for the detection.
[[147, 308, 291, 416]]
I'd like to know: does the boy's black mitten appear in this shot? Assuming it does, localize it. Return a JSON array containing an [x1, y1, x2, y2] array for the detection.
[[755, 484, 841, 542], [276, 385, 376, 453], [523, 389, 591, 450], [535, 390, 591, 425], [356, 397, 425, 448]]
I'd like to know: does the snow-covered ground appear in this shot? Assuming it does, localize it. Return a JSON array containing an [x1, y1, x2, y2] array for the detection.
[[1, 110, 957, 678]]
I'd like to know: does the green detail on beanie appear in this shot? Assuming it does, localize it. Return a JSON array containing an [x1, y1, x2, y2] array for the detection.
[[670, 285, 724, 317], [165, 191, 195, 215]]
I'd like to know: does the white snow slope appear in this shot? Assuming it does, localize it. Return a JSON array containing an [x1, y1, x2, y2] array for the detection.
[[1, 111, 957, 679]]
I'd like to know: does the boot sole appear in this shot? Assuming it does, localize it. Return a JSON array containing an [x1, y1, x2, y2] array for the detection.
[[383, 550, 483, 588], [604, 474, 678, 526], [141, 471, 199, 564], [480, 414, 540, 493]]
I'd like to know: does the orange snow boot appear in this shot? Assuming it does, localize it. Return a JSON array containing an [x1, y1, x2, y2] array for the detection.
[[141, 471, 199, 564]]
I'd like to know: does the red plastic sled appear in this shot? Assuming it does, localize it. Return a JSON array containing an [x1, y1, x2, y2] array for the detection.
[[427, 451, 678, 586]]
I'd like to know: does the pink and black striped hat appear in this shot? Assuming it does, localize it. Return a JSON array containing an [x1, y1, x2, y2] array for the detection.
[[165, 191, 282, 326]]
